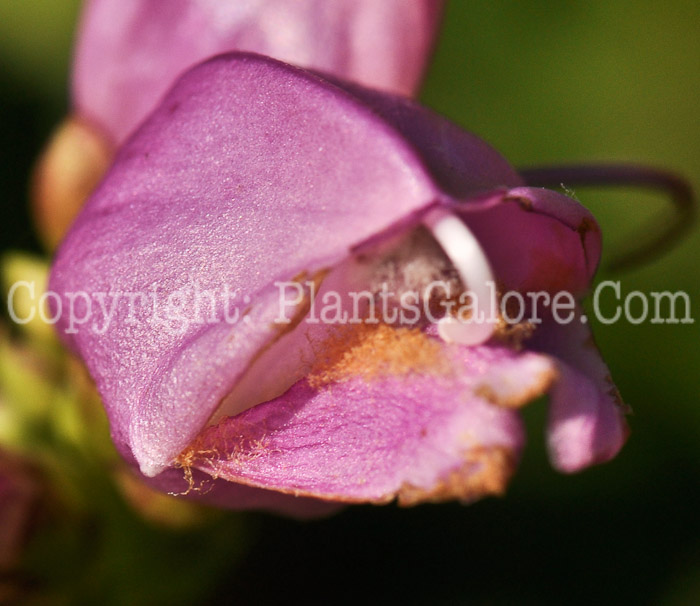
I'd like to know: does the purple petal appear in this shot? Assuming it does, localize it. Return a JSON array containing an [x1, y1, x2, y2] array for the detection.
[[530, 308, 629, 472], [314, 78, 524, 196], [173, 340, 554, 504], [73, 0, 444, 142], [50, 53, 520, 477]]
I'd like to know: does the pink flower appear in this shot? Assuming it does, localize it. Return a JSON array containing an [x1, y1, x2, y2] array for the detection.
[[49, 54, 628, 512], [73, 0, 444, 144]]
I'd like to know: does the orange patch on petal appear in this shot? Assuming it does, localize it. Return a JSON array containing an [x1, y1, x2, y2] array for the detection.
[[307, 323, 452, 388], [397, 446, 516, 506]]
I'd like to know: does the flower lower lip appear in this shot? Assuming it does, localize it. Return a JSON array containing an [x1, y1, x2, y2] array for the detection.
[[172, 330, 557, 504]]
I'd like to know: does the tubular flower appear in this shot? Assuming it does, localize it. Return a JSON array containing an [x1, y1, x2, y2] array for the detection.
[[73, 0, 444, 144], [49, 54, 628, 511]]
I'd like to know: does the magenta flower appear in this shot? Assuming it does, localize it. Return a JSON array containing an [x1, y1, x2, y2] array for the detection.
[[73, 0, 444, 144], [49, 54, 629, 511]]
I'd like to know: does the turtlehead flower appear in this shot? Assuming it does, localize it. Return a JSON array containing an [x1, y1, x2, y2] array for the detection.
[[49, 54, 628, 511]]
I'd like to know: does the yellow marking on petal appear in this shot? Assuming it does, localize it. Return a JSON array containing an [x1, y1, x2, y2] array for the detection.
[[308, 323, 452, 388]]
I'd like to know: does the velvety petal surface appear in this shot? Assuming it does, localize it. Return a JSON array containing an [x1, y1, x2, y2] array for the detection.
[[51, 53, 519, 477], [530, 308, 629, 472], [73, 0, 444, 142], [174, 340, 555, 504], [316, 78, 524, 197]]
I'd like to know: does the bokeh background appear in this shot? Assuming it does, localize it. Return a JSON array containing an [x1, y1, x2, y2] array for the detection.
[[1, 1, 698, 603]]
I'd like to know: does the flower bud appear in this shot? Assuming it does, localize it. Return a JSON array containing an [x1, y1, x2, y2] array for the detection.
[[31, 117, 113, 250]]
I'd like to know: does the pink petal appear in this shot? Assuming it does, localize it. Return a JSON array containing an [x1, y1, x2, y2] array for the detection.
[[530, 308, 629, 472], [175, 342, 554, 504], [73, 0, 444, 142]]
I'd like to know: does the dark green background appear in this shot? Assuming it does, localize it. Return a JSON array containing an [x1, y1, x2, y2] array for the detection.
[[1, 1, 698, 603]]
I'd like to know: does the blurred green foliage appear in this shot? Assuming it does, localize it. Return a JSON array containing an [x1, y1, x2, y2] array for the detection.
[[0, 0, 698, 603]]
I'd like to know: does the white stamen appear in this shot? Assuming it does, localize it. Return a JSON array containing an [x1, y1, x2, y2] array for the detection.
[[423, 208, 497, 345]]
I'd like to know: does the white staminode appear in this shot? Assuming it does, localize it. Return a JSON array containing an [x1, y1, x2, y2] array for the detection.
[[423, 207, 497, 345]]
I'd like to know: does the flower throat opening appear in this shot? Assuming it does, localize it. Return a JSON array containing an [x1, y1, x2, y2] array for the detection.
[[201, 209, 498, 431]]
